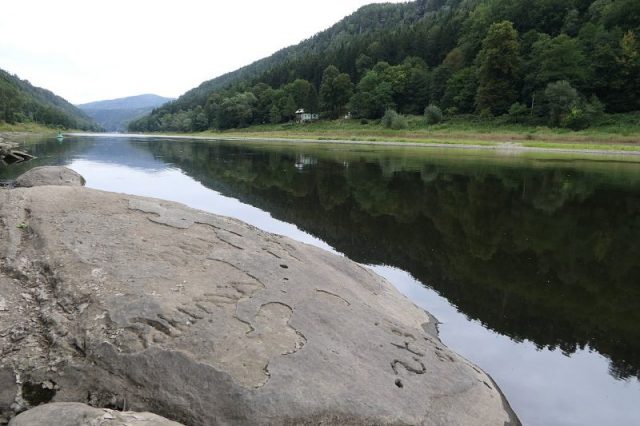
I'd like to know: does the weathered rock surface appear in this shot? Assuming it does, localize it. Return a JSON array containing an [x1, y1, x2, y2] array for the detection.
[[0, 167, 519, 425], [9, 402, 183, 425], [13, 166, 85, 188], [0, 141, 35, 166]]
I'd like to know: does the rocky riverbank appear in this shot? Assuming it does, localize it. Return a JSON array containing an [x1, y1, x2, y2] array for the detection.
[[0, 138, 34, 166], [0, 167, 519, 425]]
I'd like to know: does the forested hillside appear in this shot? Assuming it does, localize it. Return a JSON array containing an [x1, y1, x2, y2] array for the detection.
[[130, 0, 640, 132], [78, 94, 173, 132], [0, 68, 101, 131]]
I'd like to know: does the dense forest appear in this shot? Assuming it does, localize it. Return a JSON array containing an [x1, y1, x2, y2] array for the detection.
[[130, 0, 640, 133], [0, 68, 101, 131]]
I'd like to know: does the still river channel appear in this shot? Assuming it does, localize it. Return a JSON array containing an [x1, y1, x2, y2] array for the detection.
[[2, 134, 640, 426]]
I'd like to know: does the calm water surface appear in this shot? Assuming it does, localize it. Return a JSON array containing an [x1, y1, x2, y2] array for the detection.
[[2, 134, 640, 426]]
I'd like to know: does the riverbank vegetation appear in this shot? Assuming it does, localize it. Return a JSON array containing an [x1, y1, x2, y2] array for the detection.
[[130, 0, 640, 136], [186, 112, 640, 152], [0, 121, 64, 134]]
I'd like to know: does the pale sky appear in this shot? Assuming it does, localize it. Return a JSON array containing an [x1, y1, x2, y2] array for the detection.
[[0, 0, 406, 104]]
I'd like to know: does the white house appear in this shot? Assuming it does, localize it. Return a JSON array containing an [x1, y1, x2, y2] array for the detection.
[[295, 109, 319, 123]]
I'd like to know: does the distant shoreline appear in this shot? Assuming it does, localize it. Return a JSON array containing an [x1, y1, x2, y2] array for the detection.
[[66, 132, 640, 158]]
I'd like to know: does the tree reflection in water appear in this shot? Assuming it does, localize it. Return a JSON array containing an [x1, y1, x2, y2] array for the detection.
[[145, 140, 640, 381]]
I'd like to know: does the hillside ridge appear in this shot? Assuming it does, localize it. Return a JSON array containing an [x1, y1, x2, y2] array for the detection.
[[78, 94, 174, 132], [0, 68, 101, 131], [130, 0, 639, 133]]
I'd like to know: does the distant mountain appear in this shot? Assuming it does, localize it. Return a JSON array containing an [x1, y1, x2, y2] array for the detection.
[[78, 94, 173, 132], [0, 68, 100, 131]]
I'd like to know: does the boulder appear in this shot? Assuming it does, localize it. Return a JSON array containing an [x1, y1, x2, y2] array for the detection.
[[9, 402, 183, 425], [0, 177, 519, 425], [14, 166, 84, 188], [0, 142, 34, 166]]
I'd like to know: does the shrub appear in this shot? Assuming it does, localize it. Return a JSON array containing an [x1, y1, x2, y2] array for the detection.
[[444, 107, 459, 117], [478, 108, 493, 119], [381, 109, 397, 127], [382, 109, 408, 130], [360, 118, 369, 125], [424, 104, 443, 124], [507, 103, 528, 123], [562, 96, 605, 130], [545, 81, 579, 127], [562, 107, 588, 130]]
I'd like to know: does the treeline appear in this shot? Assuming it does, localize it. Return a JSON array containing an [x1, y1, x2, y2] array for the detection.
[[0, 68, 101, 131], [130, 0, 640, 132]]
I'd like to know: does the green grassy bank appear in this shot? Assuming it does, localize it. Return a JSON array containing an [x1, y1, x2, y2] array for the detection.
[[0, 122, 62, 135], [188, 113, 640, 152]]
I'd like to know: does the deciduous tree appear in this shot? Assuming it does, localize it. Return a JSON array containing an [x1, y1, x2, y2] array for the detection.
[[475, 21, 521, 115]]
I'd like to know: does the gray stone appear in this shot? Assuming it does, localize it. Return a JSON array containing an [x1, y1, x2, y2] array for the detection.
[[9, 402, 183, 425], [0, 185, 520, 425], [14, 166, 85, 188], [0, 142, 34, 165], [0, 368, 17, 425]]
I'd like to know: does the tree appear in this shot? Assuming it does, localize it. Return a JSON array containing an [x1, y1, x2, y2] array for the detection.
[[320, 65, 353, 118], [442, 67, 477, 113], [217, 92, 257, 129], [269, 105, 282, 124], [251, 83, 276, 124], [442, 47, 465, 72], [191, 105, 208, 131], [507, 103, 528, 123], [283, 79, 318, 112], [349, 71, 395, 118], [203, 93, 224, 129], [424, 104, 443, 124], [393, 57, 430, 114], [475, 21, 521, 115], [527, 34, 587, 92], [356, 54, 374, 77], [578, 23, 621, 109], [544, 81, 579, 127], [0, 82, 22, 123], [614, 31, 640, 111]]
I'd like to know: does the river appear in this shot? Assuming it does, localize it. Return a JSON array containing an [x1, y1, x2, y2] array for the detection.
[[2, 134, 640, 425]]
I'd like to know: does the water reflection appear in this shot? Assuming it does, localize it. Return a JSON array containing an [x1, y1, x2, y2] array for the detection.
[[0, 136, 94, 180], [142, 139, 640, 382]]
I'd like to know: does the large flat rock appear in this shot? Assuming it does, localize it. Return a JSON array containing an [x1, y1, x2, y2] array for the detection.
[[0, 177, 519, 425]]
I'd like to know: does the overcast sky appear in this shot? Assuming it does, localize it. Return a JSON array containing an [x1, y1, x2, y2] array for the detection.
[[0, 0, 406, 104]]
